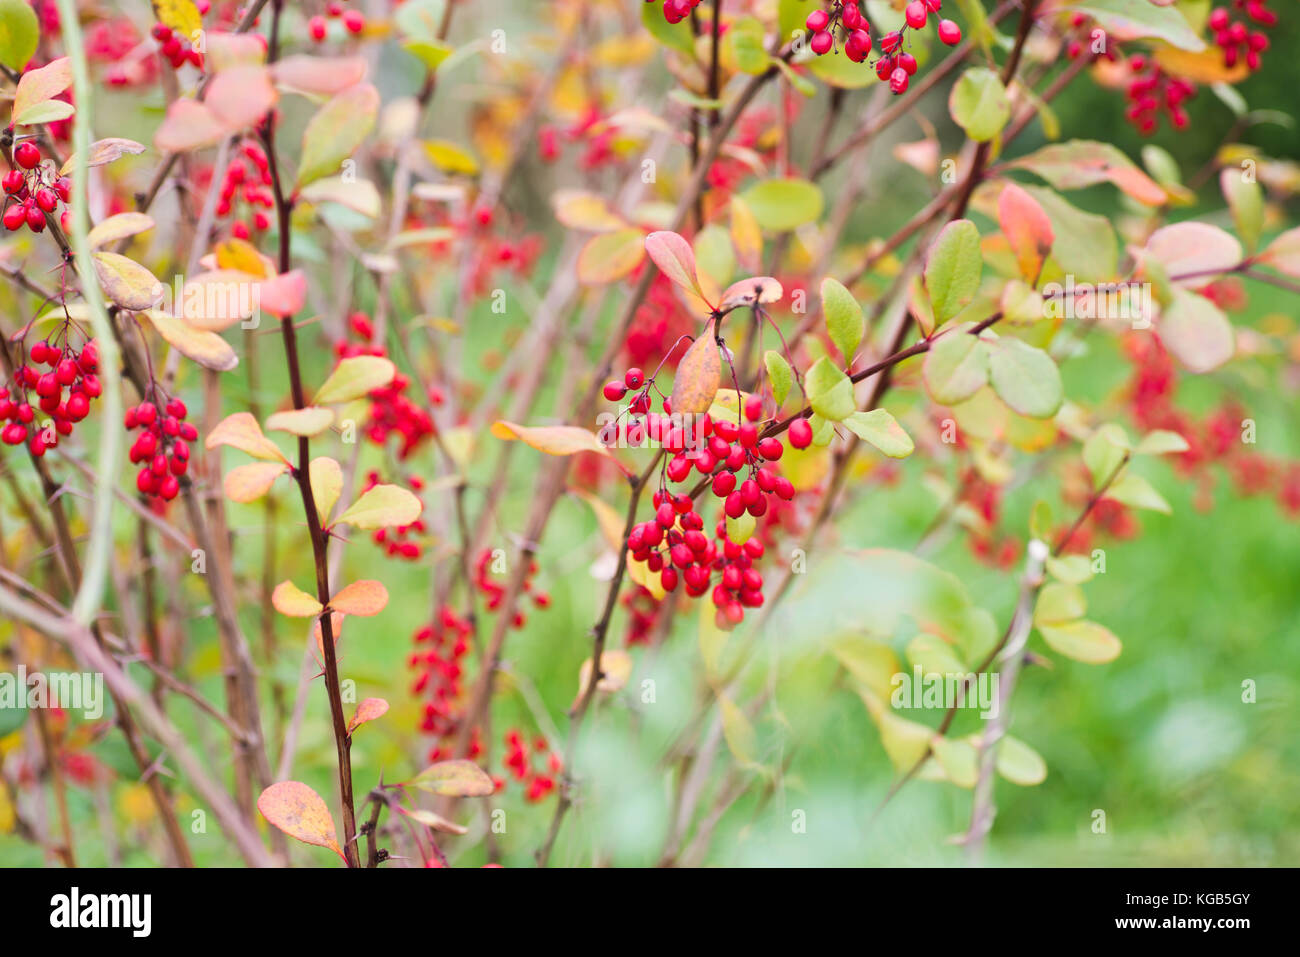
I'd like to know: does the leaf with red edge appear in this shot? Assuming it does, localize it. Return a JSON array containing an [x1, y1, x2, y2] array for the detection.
[[1257, 227, 1300, 278], [154, 99, 227, 153], [645, 230, 713, 314], [1006, 140, 1168, 206], [257, 781, 344, 861], [718, 276, 783, 311], [669, 333, 722, 416], [12, 57, 72, 126], [205, 412, 290, 463], [331, 580, 389, 617], [346, 697, 389, 734], [410, 759, 496, 797], [258, 269, 307, 318], [271, 55, 368, 95], [272, 580, 323, 618], [205, 65, 279, 132], [997, 183, 1054, 284]]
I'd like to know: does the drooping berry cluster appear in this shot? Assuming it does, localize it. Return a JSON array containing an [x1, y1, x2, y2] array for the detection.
[[410, 608, 476, 761], [1209, 2, 1275, 72], [648, 0, 705, 26], [502, 729, 562, 803], [334, 312, 439, 460], [1, 332, 101, 455], [125, 395, 197, 502], [805, 0, 961, 95], [212, 141, 275, 239], [1123, 55, 1196, 134], [366, 471, 428, 560], [149, 19, 205, 72], [308, 2, 366, 42], [3, 141, 71, 234], [475, 548, 550, 630]]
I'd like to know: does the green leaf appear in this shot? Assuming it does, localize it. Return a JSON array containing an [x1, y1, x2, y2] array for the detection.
[[1135, 429, 1190, 456], [332, 484, 423, 530], [805, 357, 855, 422], [764, 350, 793, 406], [1221, 169, 1264, 256], [1106, 472, 1171, 514], [1045, 554, 1094, 585], [1038, 619, 1122, 664], [726, 16, 768, 75], [808, 49, 878, 89], [725, 509, 756, 545], [737, 178, 824, 232], [1084, 424, 1130, 489], [923, 329, 989, 405], [0, 0, 39, 71], [1021, 186, 1118, 283], [719, 694, 757, 766], [924, 219, 982, 323], [949, 67, 1011, 142], [932, 736, 978, 788], [996, 735, 1047, 785], [987, 337, 1062, 418], [1034, 582, 1086, 626], [1067, 0, 1206, 52], [821, 277, 864, 364], [844, 409, 914, 458], [296, 83, 379, 188], [905, 633, 967, 676]]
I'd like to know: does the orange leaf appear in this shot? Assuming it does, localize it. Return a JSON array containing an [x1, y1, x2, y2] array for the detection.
[[490, 421, 628, 471], [346, 697, 389, 734], [718, 276, 783, 311], [997, 183, 1054, 284], [669, 333, 721, 416], [576, 229, 646, 284], [205, 412, 290, 463], [331, 580, 389, 616], [223, 462, 289, 503], [271, 580, 323, 618], [256, 781, 344, 860], [314, 611, 345, 653]]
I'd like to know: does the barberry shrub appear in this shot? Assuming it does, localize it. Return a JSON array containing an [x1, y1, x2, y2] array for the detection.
[[0, 0, 1294, 871]]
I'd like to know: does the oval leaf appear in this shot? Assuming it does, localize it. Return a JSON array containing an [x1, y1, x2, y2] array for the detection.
[[314, 355, 396, 404], [411, 759, 495, 797], [271, 580, 324, 618], [670, 333, 722, 416], [331, 580, 389, 617], [332, 484, 423, 530], [257, 781, 343, 858]]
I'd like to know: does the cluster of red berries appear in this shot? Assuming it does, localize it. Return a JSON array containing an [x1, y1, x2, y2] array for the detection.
[[308, 2, 366, 42], [150, 20, 204, 71], [502, 730, 562, 802], [647, 0, 704, 26], [3, 142, 71, 234], [367, 471, 428, 560], [335, 312, 439, 460], [1209, 2, 1275, 72], [805, 0, 961, 95], [0, 334, 101, 454], [125, 395, 197, 502], [90, 17, 161, 88], [410, 607, 476, 761], [1122, 55, 1196, 134], [215, 141, 275, 239], [475, 549, 550, 629]]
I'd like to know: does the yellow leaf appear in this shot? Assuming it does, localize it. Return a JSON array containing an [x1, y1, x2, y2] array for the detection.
[[491, 420, 627, 470], [92, 252, 161, 311], [271, 580, 323, 618], [310, 457, 343, 524], [332, 484, 422, 530], [575, 650, 633, 703], [577, 228, 646, 284], [423, 139, 480, 175], [141, 309, 238, 372], [669, 333, 721, 415], [410, 759, 495, 797], [152, 0, 202, 41], [315, 355, 395, 404], [265, 406, 334, 437], [87, 212, 154, 250]]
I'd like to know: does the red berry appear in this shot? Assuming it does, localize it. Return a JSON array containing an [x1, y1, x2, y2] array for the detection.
[[25, 203, 45, 232], [603, 380, 627, 402], [937, 19, 961, 45], [788, 417, 813, 449], [906, 1, 928, 29], [309, 15, 327, 40], [342, 10, 365, 34], [34, 188, 57, 212], [805, 10, 829, 33], [14, 142, 40, 170], [711, 470, 737, 497], [890, 67, 910, 94], [757, 436, 784, 460], [624, 367, 644, 389], [2, 170, 23, 194], [3, 204, 24, 231], [810, 30, 833, 55]]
